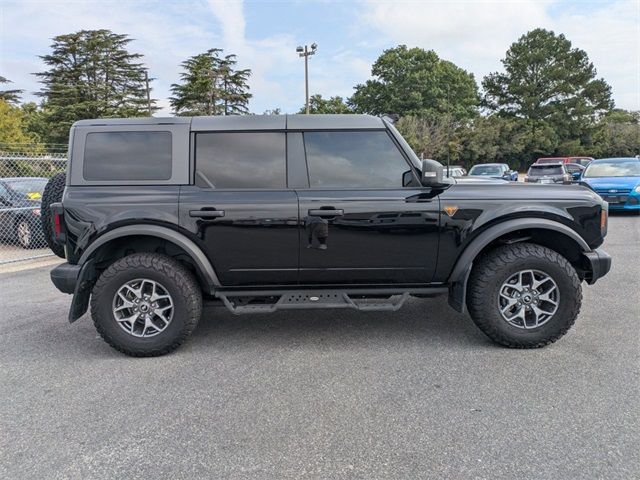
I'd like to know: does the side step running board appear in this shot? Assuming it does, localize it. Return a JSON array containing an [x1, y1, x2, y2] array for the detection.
[[215, 287, 447, 315]]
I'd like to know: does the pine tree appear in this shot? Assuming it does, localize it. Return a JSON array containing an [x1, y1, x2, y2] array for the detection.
[[35, 29, 156, 144], [170, 49, 251, 116], [0, 76, 23, 104]]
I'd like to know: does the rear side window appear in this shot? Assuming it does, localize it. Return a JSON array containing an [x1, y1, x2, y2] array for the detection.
[[195, 132, 286, 189], [83, 131, 172, 181], [303, 131, 410, 188]]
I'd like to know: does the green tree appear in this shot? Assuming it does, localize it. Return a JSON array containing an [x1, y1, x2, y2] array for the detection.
[[350, 45, 479, 120], [170, 49, 252, 116], [483, 28, 613, 144], [395, 115, 455, 161], [35, 29, 156, 144], [592, 109, 640, 157], [299, 94, 352, 114], [0, 100, 43, 154], [0, 76, 23, 104]]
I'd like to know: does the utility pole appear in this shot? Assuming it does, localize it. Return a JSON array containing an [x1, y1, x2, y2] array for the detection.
[[144, 71, 152, 115], [296, 43, 317, 114]]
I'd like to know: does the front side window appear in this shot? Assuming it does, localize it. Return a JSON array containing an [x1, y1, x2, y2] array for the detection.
[[195, 132, 286, 189], [303, 131, 411, 189], [84, 131, 172, 181]]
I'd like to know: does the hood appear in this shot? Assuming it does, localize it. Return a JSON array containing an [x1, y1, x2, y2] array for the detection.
[[582, 176, 640, 190], [454, 176, 508, 184]]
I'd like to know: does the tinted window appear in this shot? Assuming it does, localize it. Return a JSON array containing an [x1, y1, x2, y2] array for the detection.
[[84, 131, 172, 181], [304, 131, 411, 188], [196, 132, 286, 189], [529, 165, 564, 175], [469, 165, 502, 176]]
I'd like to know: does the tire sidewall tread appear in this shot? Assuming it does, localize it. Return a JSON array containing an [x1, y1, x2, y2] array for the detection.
[[90, 253, 202, 357], [467, 242, 582, 348]]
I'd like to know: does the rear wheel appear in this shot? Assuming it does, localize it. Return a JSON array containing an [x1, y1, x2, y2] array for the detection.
[[41, 172, 66, 258], [15, 219, 34, 249], [90, 253, 202, 357], [467, 243, 582, 348]]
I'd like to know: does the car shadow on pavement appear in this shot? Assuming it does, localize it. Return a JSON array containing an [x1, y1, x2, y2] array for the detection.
[[186, 296, 491, 354]]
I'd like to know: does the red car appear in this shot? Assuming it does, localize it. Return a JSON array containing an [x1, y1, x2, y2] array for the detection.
[[536, 156, 593, 167]]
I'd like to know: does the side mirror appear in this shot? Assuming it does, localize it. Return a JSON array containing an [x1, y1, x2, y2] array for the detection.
[[421, 159, 444, 187], [572, 171, 582, 180]]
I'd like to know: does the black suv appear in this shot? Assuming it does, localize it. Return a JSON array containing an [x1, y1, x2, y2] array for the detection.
[[44, 115, 611, 356]]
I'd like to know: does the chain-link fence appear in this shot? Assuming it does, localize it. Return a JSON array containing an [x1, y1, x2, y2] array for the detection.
[[0, 152, 67, 265]]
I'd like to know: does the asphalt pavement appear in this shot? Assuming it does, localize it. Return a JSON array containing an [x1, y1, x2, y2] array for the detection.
[[1, 214, 638, 479]]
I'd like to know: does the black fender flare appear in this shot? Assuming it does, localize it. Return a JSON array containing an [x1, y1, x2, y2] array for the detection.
[[78, 224, 220, 288], [447, 218, 590, 313]]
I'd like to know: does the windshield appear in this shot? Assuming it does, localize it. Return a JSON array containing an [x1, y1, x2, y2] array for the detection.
[[7, 179, 47, 197], [469, 165, 502, 176], [583, 161, 640, 178], [528, 166, 563, 176]]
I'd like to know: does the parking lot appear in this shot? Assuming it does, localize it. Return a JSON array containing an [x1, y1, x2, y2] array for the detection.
[[1, 214, 638, 479]]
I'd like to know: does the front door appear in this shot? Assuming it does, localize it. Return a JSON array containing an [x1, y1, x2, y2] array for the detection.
[[296, 130, 440, 285], [180, 131, 298, 286]]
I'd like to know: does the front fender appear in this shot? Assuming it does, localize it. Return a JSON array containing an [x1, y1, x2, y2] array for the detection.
[[446, 218, 591, 313]]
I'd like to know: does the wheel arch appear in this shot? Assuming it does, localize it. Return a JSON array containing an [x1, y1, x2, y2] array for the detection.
[[447, 218, 591, 313], [78, 225, 219, 293]]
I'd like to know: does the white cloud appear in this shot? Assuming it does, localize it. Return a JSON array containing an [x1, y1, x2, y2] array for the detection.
[[359, 0, 639, 110]]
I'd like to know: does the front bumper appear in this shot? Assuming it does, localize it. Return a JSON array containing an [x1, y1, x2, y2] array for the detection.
[[582, 248, 612, 285]]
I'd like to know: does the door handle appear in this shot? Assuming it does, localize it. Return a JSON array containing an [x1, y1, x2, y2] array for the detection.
[[190, 209, 225, 218], [308, 208, 344, 217]]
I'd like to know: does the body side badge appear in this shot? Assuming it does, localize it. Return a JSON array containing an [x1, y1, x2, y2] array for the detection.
[[444, 205, 459, 217]]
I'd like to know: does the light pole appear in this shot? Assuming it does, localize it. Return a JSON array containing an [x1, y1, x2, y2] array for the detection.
[[296, 43, 317, 114]]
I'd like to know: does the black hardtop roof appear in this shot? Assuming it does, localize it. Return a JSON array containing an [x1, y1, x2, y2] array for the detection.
[[72, 114, 385, 131]]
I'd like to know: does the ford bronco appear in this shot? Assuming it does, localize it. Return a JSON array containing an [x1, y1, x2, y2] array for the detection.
[[43, 114, 611, 356]]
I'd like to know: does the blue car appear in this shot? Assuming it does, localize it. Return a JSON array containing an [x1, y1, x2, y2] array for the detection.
[[581, 157, 640, 211]]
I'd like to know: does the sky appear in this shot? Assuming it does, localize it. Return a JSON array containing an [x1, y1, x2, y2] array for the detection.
[[1, 0, 638, 115]]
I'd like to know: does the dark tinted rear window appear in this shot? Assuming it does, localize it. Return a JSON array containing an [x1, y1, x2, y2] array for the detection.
[[303, 131, 410, 188], [83, 131, 172, 181], [195, 132, 286, 189], [529, 165, 564, 175]]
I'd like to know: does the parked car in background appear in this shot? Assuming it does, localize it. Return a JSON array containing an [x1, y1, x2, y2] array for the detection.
[[536, 156, 593, 167], [565, 163, 586, 181], [0, 177, 48, 249], [581, 157, 640, 212], [524, 163, 572, 184], [468, 163, 518, 181], [444, 165, 467, 178]]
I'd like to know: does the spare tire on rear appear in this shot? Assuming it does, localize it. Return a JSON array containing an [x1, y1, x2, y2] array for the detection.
[[41, 172, 66, 258]]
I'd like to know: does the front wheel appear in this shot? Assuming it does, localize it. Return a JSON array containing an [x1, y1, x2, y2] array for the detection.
[[466, 243, 582, 348], [90, 253, 202, 357]]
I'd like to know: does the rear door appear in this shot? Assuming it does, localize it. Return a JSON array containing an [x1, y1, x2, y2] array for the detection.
[[295, 130, 440, 285], [179, 130, 299, 286]]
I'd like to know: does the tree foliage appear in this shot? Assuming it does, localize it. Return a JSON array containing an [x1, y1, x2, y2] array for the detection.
[[350, 45, 479, 120], [170, 49, 252, 116], [0, 76, 23, 104], [0, 100, 43, 153], [34, 29, 156, 144], [299, 94, 352, 114], [483, 29, 613, 140]]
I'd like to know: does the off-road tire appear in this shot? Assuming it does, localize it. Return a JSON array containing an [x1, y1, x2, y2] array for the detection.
[[41, 172, 66, 258], [467, 242, 582, 348], [90, 253, 202, 357]]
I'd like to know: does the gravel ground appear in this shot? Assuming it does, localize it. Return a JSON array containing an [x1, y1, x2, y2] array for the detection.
[[1, 214, 638, 479]]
